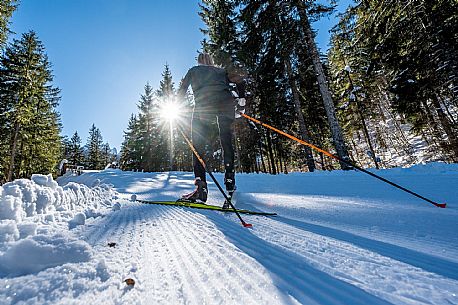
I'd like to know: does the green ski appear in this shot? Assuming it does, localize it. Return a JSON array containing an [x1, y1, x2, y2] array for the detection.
[[136, 200, 277, 216]]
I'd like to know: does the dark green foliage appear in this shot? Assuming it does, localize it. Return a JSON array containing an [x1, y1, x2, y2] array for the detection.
[[0, 0, 18, 48], [200, 0, 457, 171], [86, 124, 104, 170], [157, 64, 175, 98], [69, 131, 85, 166], [199, 0, 348, 173], [329, 0, 458, 164], [120, 114, 141, 170], [0, 31, 62, 181], [138, 82, 164, 171]]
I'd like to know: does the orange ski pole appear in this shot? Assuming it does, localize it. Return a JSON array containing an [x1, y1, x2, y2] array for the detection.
[[241, 112, 446, 209]]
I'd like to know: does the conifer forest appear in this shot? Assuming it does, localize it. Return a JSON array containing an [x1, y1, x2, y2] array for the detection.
[[1, 0, 457, 182]]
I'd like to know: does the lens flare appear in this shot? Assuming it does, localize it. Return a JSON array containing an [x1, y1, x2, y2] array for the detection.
[[160, 101, 181, 121]]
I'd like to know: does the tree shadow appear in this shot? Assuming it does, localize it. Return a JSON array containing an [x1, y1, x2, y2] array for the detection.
[[275, 215, 458, 281], [237, 192, 458, 281], [201, 211, 393, 305]]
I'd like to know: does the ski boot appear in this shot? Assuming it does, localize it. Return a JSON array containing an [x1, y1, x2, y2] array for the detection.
[[222, 174, 236, 210], [181, 178, 208, 203]]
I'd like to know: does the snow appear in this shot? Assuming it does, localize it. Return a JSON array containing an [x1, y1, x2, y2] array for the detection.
[[0, 234, 92, 277], [68, 212, 86, 229], [112, 202, 121, 211], [0, 174, 116, 280], [0, 164, 457, 304]]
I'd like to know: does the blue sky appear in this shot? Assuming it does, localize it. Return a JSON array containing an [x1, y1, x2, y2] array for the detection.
[[9, 0, 353, 150]]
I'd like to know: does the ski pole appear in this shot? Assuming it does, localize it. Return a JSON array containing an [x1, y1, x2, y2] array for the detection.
[[241, 112, 446, 209], [177, 125, 253, 228]]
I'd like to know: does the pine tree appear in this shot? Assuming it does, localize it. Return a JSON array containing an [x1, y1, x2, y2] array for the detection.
[[328, 0, 458, 164], [156, 65, 176, 171], [86, 124, 104, 170], [0, 31, 62, 181], [61, 135, 72, 162], [329, 11, 382, 168], [0, 0, 18, 48], [292, 0, 351, 169], [69, 131, 85, 165], [137, 82, 169, 171], [101, 142, 112, 168], [157, 64, 175, 98], [198, 0, 354, 172], [120, 114, 142, 170], [199, 0, 239, 70]]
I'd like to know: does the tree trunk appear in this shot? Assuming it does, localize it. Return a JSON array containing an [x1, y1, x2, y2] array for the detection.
[[276, 144, 283, 173], [277, 143, 286, 174], [253, 152, 259, 173], [284, 58, 316, 171], [266, 131, 277, 174], [345, 71, 379, 169], [7, 121, 20, 182], [297, 4, 351, 169], [258, 141, 267, 173], [421, 100, 449, 159], [432, 96, 458, 160]]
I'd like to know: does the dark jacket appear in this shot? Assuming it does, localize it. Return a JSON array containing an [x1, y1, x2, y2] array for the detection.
[[178, 65, 245, 105]]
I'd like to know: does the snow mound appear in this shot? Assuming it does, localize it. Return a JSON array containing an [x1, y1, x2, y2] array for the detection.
[[0, 220, 20, 243], [68, 212, 86, 229], [0, 234, 91, 277], [0, 174, 115, 224], [0, 195, 23, 222], [112, 202, 121, 211], [31, 173, 59, 189], [0, 174, 117, 277]]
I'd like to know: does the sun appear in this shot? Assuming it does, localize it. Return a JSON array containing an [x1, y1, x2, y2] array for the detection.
[[159, 100, 182, 122]]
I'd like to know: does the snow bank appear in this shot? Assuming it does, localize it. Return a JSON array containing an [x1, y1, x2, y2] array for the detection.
[[0, 174, 115, 225], [0, 234, 91, 277], [0, 174, 118, 277]]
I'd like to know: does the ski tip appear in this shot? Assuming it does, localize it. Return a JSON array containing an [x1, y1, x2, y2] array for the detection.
[[243, 222, 253, 228], [435, 203, 446, 208]]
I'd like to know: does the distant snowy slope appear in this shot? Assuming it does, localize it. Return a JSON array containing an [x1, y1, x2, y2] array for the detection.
[[0, 163, 457, 304]]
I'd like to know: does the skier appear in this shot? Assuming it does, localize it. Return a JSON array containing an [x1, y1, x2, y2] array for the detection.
[[177, 53, 246, 208]]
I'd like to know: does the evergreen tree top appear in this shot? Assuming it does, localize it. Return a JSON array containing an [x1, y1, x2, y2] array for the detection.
[[157, 63, 175, 98]]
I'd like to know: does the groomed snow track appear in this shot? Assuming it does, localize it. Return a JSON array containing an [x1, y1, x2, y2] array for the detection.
[[4, 169, 456, 305], [79, 202, 391, 305], [77, 198, 456, 305]]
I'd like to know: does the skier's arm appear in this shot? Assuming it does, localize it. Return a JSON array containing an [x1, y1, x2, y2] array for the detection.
[[177, 70, 192, 100], [227, 71, 246, 98]]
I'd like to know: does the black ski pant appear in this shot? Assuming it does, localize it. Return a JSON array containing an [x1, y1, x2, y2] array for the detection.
[[191, 98, 235, 187]]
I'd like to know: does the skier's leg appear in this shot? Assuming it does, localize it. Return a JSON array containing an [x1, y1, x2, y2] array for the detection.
[[181, 108, 212, 202], [191, 110, 208, 183], [217, 112, 235, 192]]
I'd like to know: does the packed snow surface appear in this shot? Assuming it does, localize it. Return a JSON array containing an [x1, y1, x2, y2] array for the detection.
[[1, 163, 457, 304]]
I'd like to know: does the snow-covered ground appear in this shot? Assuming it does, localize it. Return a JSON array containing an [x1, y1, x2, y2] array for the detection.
[[1, 163, 457, 304]]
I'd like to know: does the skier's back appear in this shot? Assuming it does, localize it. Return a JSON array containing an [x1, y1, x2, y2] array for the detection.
[[180, 65, 233, 104], [178, 53, 244, 207]]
